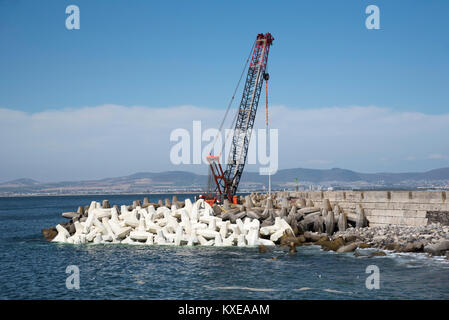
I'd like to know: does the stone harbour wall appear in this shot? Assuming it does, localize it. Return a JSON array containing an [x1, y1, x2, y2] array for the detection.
[[284, 190, 449, 227]]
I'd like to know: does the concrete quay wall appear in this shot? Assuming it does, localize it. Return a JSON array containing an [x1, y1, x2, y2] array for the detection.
[[284, 191, 449, 227]]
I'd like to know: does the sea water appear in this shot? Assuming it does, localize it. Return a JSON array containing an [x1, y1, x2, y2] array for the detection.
[[0, 194, 448, 299]]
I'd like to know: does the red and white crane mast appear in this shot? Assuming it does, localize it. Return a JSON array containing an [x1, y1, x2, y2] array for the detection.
[[206, 33, 274, 204]]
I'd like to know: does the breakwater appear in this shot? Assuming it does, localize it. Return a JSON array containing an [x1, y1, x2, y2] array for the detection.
[[42, 192, 449, 258], [285, 190, 449, 227]]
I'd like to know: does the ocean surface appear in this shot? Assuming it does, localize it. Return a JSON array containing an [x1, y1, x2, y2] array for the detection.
[[0, 194, 448, 300]]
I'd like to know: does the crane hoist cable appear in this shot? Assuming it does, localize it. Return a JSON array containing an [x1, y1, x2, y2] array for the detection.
[[264, 71, 271, 196], [264, 72, 269, 126], [211, 41, 256, 154]]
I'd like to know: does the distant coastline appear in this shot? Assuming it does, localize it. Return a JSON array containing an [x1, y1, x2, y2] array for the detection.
[[1, 166, 448, 197], [0, 191, 201, 198]]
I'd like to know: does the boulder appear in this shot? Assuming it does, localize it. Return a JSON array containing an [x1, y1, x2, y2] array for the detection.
[[244, 195, 254, 208], [322, 199, 332, 212], [265, 197, 274, 209], [337, 242, 360, 253], [133, 200, 141, 208], [305, 199, 314, 207], [424, 240, 449, 256], [280, 197, 289, 209], [325, 210, 335, 236], [165, 198, 171, 208], [298, 207, 321, 215], [400, 241, 424, 253], [385, 242, 401, 251], [260, 219, 274, 227], [278, 207, 288, 218], [77, 206, 85, 216], [337, 212, 347, 232], [61, 212, 78, 219], [280, 235, 303, 246], [258, 238, 275, 246], [346, 212, 357, 224], [288, 242, 297, 255], [316, 237, 344, 251], [68, 223, 76, 235], [358, 243, 371, 249], [230, 211, 246, 224], [355, 205, 367, 229], [270, 229, 285, 242], [370, 251, 387, 257], [304, 231, 323, 242], [313, 216, 324, 233], [296, 223, 305, 235], [212, 205, 222, 216], [321, 209, 328, 218], [296, 198, 306, 207], [42, 227, 57, 241], [288, 206, 297, 218], [354, 250, 386, 258], [300, 212, 321, 230], [333, 204, 340, 217], [102, 200, 110, 209], [289, 216, 299, 235], [52, 224, 71, 243], [246, 210, 261, 220]]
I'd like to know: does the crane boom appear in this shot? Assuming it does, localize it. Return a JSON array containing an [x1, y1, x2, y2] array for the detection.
[[225, 33, 274, 195], [205, 32, 274, 203]]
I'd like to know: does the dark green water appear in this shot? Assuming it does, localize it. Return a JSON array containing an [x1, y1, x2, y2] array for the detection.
[[0, 194, 448, 299]]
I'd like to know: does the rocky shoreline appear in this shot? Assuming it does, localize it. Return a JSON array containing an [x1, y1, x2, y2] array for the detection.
[[42, 193, 449, 259]]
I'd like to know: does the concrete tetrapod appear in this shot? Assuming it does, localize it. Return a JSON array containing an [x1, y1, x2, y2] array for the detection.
[[51, 198, 285, 248]]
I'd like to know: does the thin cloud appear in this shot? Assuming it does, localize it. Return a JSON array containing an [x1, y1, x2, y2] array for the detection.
[[428, 154, 449, 160], [0, 105, 448, 182]]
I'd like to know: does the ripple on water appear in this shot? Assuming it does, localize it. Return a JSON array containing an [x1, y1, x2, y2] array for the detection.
[[1, 195, 449, 299], [295, 287, 313, 291], [204, 285, 279, 292], [323, 288, 353, 295]]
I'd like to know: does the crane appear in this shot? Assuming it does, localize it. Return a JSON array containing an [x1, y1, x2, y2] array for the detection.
[[204, 32, 274, 205]]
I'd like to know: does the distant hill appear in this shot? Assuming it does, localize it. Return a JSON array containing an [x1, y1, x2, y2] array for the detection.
[[2, 178, 41, 186], [1, 167, 448, 195], [242, 168, 363, 183], [256, 167, 449, 183]]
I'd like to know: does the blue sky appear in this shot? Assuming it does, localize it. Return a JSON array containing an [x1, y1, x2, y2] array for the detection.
[[1, 0, 448, 113], [0, 0, 448, 181]]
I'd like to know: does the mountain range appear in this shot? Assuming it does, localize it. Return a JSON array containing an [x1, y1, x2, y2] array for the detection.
[[1, 167, 449, 195]]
